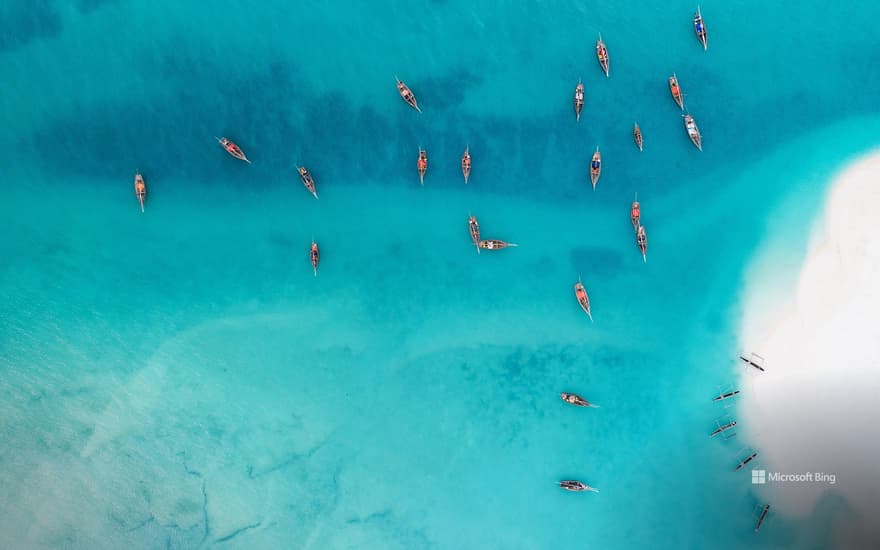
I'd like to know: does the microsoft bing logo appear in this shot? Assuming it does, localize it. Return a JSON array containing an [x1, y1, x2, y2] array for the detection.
[[752, 470, 766, 484]]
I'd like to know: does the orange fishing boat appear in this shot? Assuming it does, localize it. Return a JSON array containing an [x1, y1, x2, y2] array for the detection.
[[637, 225, 648, 262], [417, 148, 428, 185], [574, 81, 585, 121], [134, 173, 146, 213], [216, 137, 250, 163], [630, 193, 640, 233], [478, 239, 517, 251], [683, 114, 702, 151], [310, 240, 320, 276], [669, 74, 684, 110], [596, 34, 610, 77], [574, 277, 593, 321], [396, 77, 421, 113], [633, 123, 643, 151], [461, 146, 471, 184], [298, 166, 318, 199], [589, 147, 602, 190], [468, 214, 481, 253], [694, 6, 708, 51]]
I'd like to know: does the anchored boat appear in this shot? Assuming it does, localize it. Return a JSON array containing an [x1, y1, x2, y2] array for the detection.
[[596, 35, 610, 77], [396, 77, 421, 113], [461, 146, 471, 184], [134, 173, 146, 213], [683, 114, 702, 150], [216, 137, 250, 163], [560, 392, 599, 408], [633, 123, 643, 151], [694, 6, 708, 51], [297, 166, 318, 199], [574, 277, 593, 321], [669, 74, 684, 110], [559, 480, 599, 493], [631, 194, 641, 233], [478, 239, 517, 251], [574, 81, 585, 121], [310, 240, 320, 276], [637, 225, 648, 262], [589, 147, 602, 190], [468, 214, 481, 252], [417, 148, 428, 185]]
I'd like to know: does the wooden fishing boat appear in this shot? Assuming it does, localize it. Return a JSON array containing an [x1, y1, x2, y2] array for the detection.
[[417, 148, 428, 185], [134, 173, 146, 213], [589, 147, 601, 190], [683, 114, 702, 150], [559, 480, 599, 493], [560, 392, 599, 408], [574, 278, 593, 321], [630, 193, 640, 233], [478, 239, 517, 251], [297, 166, 318, 199], [669, 74, 684, 110], [633, 123, 643, 151], [694, 6, 708, 51], [396, 77, 421, 113], [216, 137, 250, 163], [310, 240, 320, 276], [468, 214, 481, 252], [574, 81, 585, 121], [461, 146, 471, 184], [596, 35, 609, 77], [637, 225, 648, 262]]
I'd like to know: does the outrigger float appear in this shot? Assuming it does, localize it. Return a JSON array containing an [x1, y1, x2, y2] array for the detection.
[[574, 81, 585, 121], [590, 147, 602, 190], [574, 277, 593, 321], [468, 214, 481, 253], [596, 34, 610, 77], [478, 239, 517, 251], [134, 172, 146, 213], [694, 6, 708, 51], [740, 352, 766, 372], [310, 240, 320, 276], [216, 137, 250, 163], [396, 77, 421, 113], [559, 480, 599, 493], [297, 166, 318, 199], [560, 392, 599, 408]]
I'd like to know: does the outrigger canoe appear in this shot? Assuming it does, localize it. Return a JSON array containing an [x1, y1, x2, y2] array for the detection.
[[297, 166, 318, 199], [396, 77, 421, 113], [596, 35, 609, 77], [134, 173, 146, 213], [468, 214, 481, 252], [574, 277, 593, 321], [683, 114, 702, 151], [574, 81, 585, 121], [216, 137, 250, 163], [631, 194, 640, 233], [669, 74, 684, 110], [478, 239, 517, 251], [417, 148, 428, 185], [637, 225, 648, 262], [461, 146, 471, 184], [310, 240, 320, 276], [694, 6, 708, 51], [633, 123, 643, 151], [589, 147, 602, 190]]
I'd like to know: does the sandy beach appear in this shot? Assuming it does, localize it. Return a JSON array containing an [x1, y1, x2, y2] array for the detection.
[[739, 151, 880, 546]]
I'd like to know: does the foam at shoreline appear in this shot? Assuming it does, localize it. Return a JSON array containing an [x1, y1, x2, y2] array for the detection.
[[739, 151, 880, 546]]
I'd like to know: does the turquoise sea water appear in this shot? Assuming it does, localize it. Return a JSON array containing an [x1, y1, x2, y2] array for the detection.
[[2, 1, 879, 548]]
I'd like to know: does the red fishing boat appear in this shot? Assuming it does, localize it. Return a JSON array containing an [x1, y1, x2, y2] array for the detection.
[[669, 74, 684, 110], [396, 77, 421, 113], [468, 214, 481, 253], [596, 34, 610, 77], [417, 148, 428, 185], [630, 193, 641, 233], [297, 166, 318, 199], [461, 146, 471, 184], [216, 137, 250, 163], [694, 6, 708, 51], [637, 225, 648, 262], [683, 114, 702, 151], [574, 81, 585, 121], [134, 173, 146, 213], [310, 240, 320, 276], [574, 277, 593, 321], [589, 147, 602, 190], [633, 123, 643, 151], [478, 239, 517, 251]]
